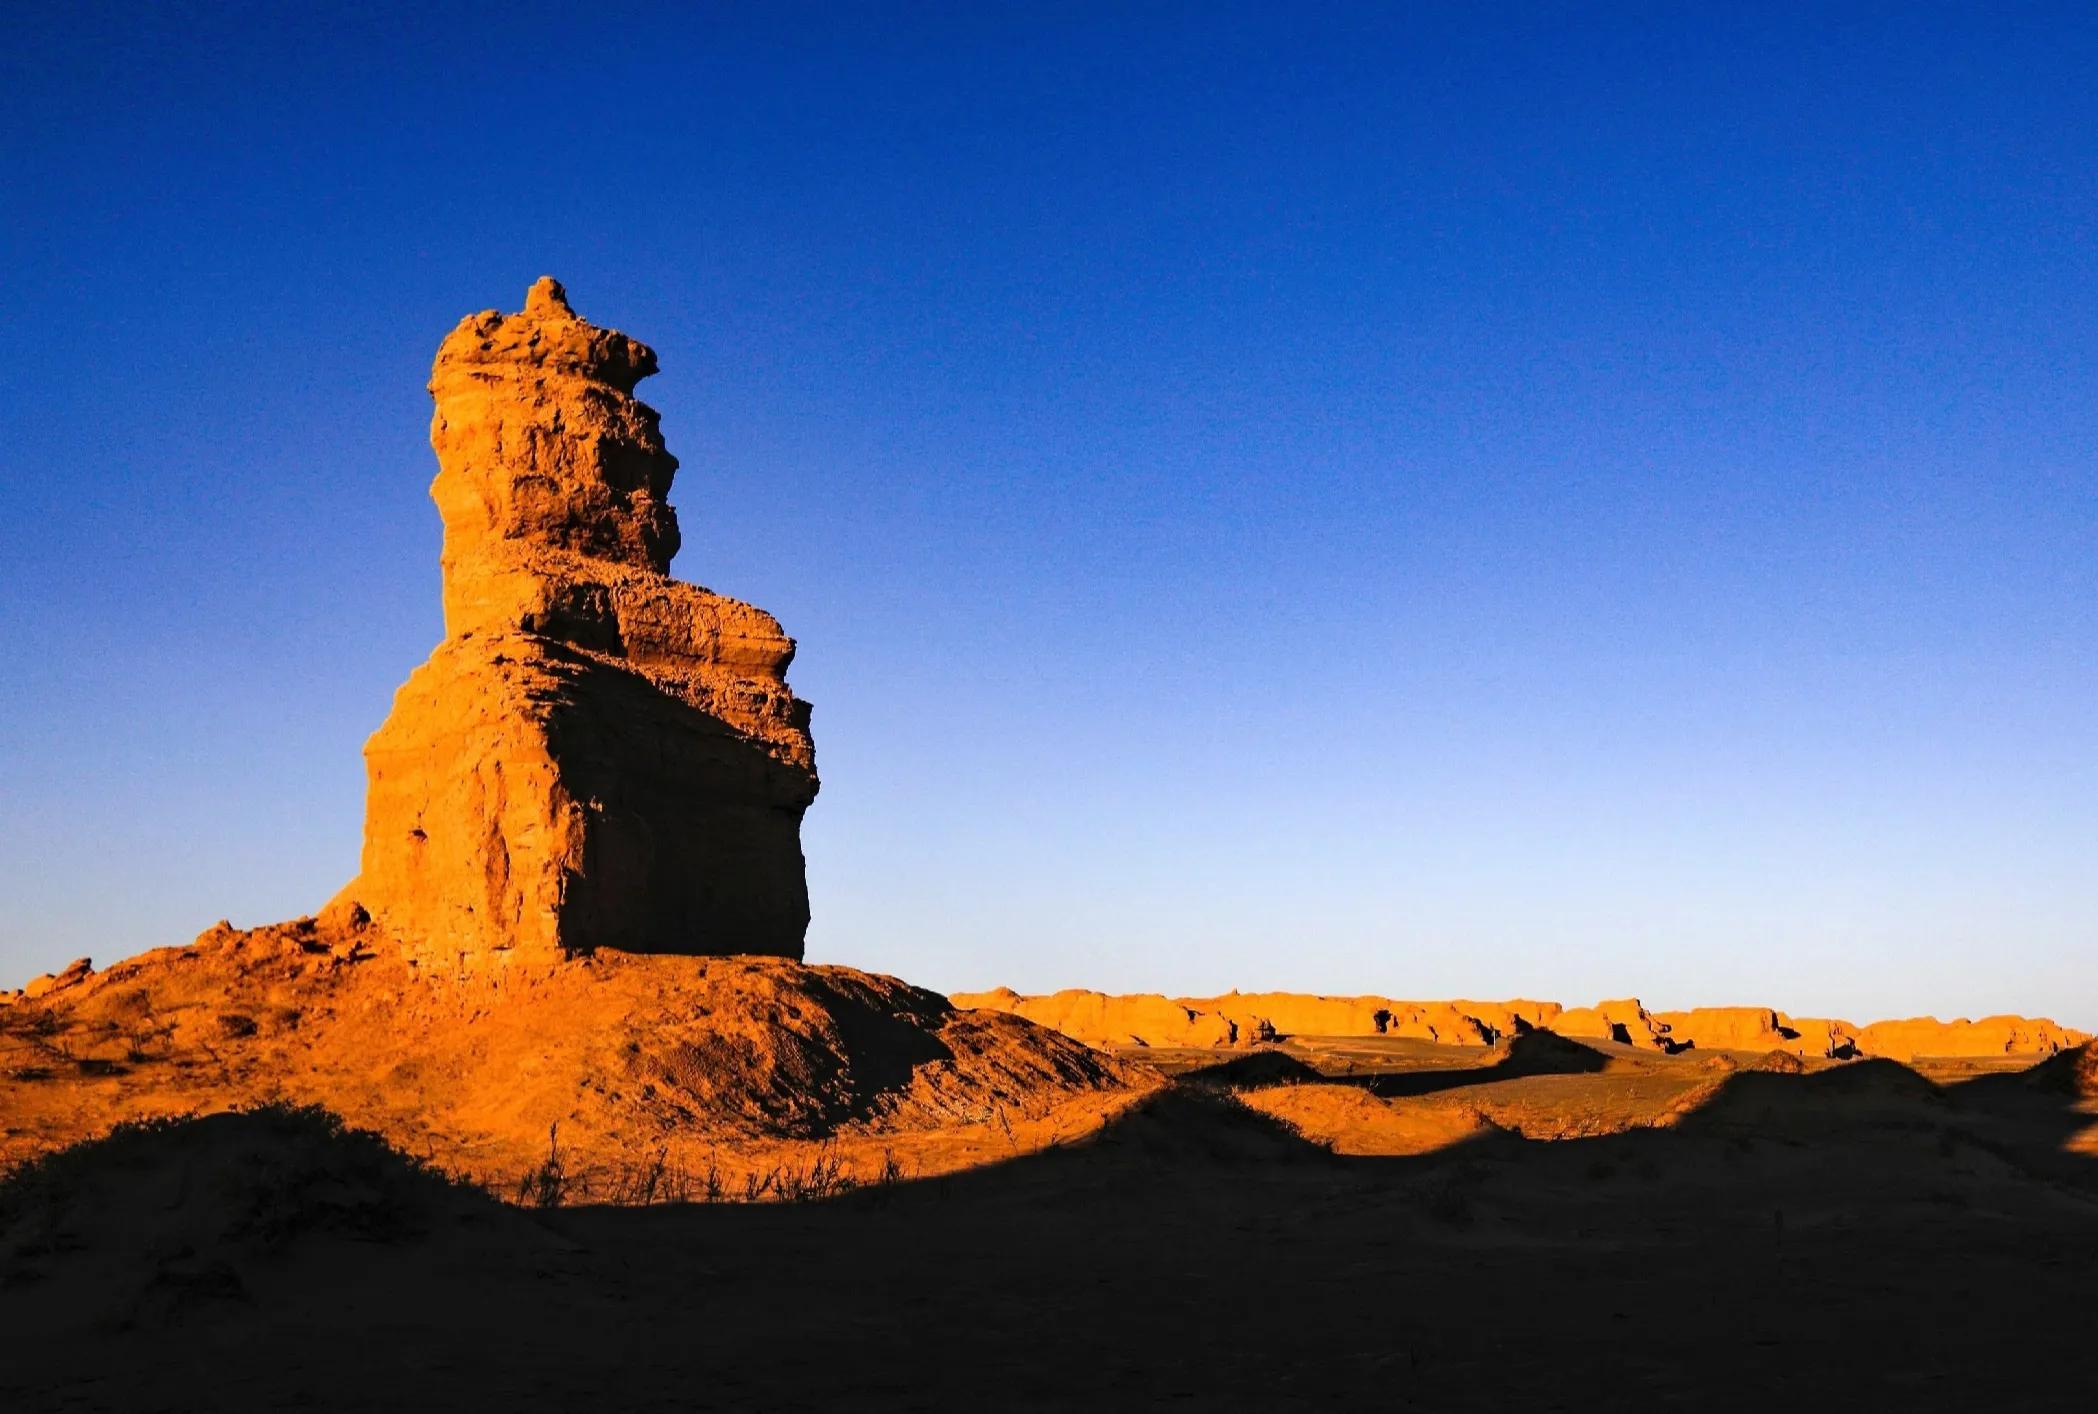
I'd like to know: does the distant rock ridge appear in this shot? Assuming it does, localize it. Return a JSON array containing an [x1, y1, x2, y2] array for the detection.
[[949, 988, 2091, 1060], [344, 277, 819, 965]]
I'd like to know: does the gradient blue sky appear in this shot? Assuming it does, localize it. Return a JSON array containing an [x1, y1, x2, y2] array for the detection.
[[3, 4, 2093, 1025]]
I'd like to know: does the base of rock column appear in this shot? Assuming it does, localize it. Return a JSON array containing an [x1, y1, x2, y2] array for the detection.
[[354, 634, 813, 965]]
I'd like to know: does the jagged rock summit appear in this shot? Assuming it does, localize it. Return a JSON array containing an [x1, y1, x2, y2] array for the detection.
[[349, 277, 819, 965]]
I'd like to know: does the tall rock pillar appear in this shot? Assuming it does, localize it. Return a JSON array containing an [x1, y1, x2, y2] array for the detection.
[[348, 278, 818, 964]]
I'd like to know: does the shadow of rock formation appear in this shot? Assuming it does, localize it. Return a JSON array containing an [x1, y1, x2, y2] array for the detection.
[[7, 1043, 2098, 1410]]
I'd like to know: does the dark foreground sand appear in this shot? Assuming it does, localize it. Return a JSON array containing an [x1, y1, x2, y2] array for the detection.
[[7, 1035, 2098, 1411]]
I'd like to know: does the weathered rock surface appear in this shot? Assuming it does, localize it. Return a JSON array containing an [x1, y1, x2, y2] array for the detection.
[[1628, 1007, 2085, 1060], [955, 989, 2090, 1060], [949, 989, 1566, 1049], [1548, 997, 1661, 1048], [19, 958, 94, 1002], [1849, 1014, 2091, 1062], [0, 916, 1148, 1183], [0, 280, 1160, 1195], [349, 278, 818, 964], [952, 989, 1239, 1048], [1191, 993, 1566, 1048]]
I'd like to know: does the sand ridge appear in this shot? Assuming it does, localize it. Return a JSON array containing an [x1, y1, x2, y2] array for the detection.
[[0, 913, 1152, 1192]]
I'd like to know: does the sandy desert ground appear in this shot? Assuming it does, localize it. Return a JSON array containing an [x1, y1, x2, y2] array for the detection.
[[7, 1008, 2098, 1411]]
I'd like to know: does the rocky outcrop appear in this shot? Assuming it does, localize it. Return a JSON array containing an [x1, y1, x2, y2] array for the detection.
[[951, 989, 1239, 1048], [1849, 1015, 2089, 1062], [956, 989, 2090, 1060], [948, 989, 1564, 1050], [1650, 1008, 1849, 1057], [1652, 1010, 2087, 1060], [1648, 1007, 1796, 1053], [1548, 998, 1666, 1049], [16, 957, 94, 1002], [1474, 1001, 2083, 1060], [0, 278, 1163, 1194], [1190, 994, 1565, 1048], [347, 279, 818, 965]]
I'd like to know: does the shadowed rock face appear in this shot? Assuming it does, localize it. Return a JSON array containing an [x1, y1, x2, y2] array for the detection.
[[350, 278, 818, 964]]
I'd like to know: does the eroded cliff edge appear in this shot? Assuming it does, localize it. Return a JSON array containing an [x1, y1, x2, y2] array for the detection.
[[953, 988, 2090, 1060]]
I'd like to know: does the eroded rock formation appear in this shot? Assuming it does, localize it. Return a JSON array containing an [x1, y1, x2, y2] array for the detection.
[[348, 278, 818, 964], [953, 988, 2091, 1060], [947, 989, 1569, 1050], [0, 279, 1162, 1197]]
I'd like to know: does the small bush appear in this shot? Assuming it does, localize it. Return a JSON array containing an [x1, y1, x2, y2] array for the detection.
[[515, 1123, 572, 1209]]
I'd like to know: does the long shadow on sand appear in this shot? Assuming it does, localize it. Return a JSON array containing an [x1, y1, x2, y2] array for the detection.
[[5, 1045, 2097, 1411], [1183, 1026, 1611, 1100]]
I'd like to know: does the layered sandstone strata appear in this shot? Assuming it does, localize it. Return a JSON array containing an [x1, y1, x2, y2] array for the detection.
[[347, 278, 818, 964], [954, 989, 2090, 1060], [948, 989, 1568, 1049]]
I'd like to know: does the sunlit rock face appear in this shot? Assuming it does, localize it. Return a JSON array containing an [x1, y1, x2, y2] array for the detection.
[[350, 278, 818, 965]]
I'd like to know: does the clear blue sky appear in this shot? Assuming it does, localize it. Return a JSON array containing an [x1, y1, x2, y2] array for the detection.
[[3, 4, 2093, 1026]]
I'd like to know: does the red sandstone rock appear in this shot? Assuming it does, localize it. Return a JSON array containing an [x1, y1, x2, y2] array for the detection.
[[1850, 1014, 2087, 1061], [949, 989, 1239, 1047], [957, 990, 2089, 1061], [949, 989, 1562, 1049], [20, 957, 93, 1001], [1648, 1006, 1859, 1056], [346, 279, 818, 964], [1547, 997, 1667, 1049]]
